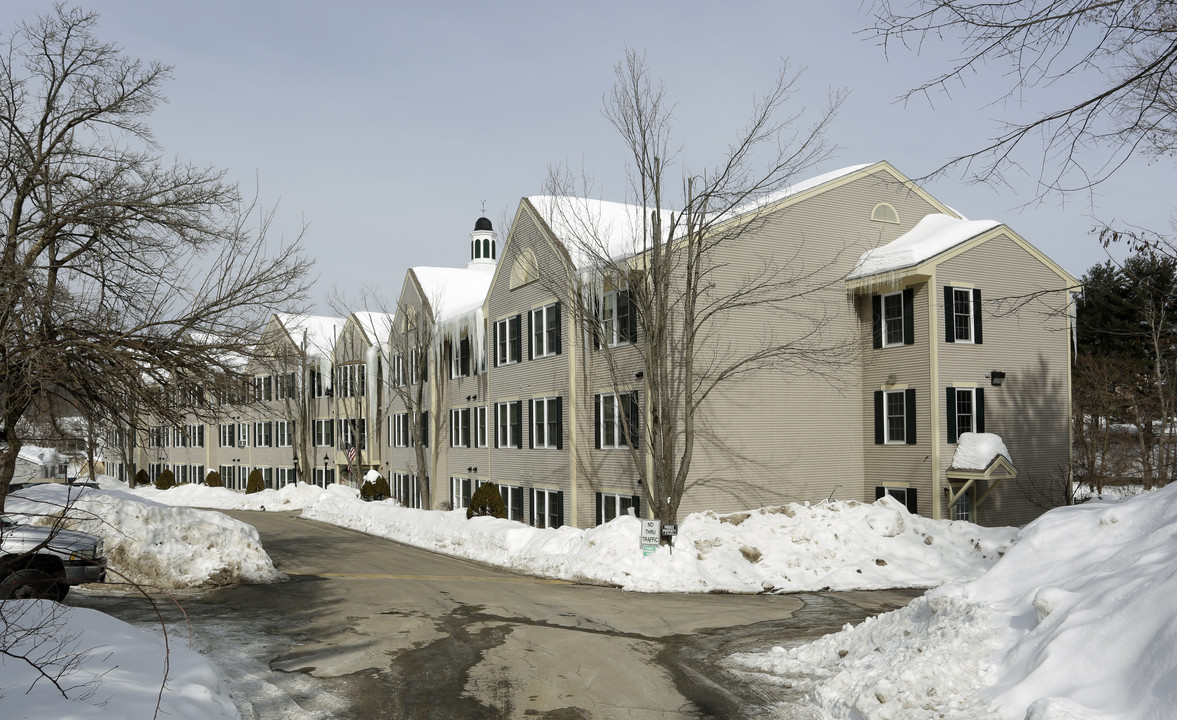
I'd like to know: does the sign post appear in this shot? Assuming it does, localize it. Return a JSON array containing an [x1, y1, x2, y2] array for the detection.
[[661, 523, 677, 553]]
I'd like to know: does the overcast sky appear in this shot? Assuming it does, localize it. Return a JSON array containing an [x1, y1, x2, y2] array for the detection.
[[6, 1, 1172, 313]]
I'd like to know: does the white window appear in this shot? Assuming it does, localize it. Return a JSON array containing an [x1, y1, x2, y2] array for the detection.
[[496, 401, 521, 448], [276, 467, 295, 487], [219, 424, 235, 448], [254, 375, 273, 402], [530, 303, 560, 358], [475, 406, 488, 448], [597, 392, 638, 449], [314, 466, 335, 487], [498, 484, 524, 520], [394, 473, 421, 508], [313, 419, 334, 447], [238, 423, 250, 448], [392, 355, 404, 387], [451, 476, 472, 509], [275, 373, 295, 400], [532, 488, 561, 529], [338, 418, 367, 451], [311, 369, 329, 398], [451, 408, 471, 448], [885, 391, 906, 444], [597, 492, 638, 525], [599, 289, 635, 346], [531, 397, 562, 449], [253, 421, 273, 448], [952, 288, 974, 343], [883, 292, 905, 347], [276, 420, 292, 448], [335, 364, 365, 398], [951, 387, 980, 441], [392, 413, 410, 448], [450, 336, 471, 378], [950, 485, 974, 522], [495, 316, 521, 366]]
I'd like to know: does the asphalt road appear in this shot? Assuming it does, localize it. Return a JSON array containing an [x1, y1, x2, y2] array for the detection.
[[72, 510, 921, 719]]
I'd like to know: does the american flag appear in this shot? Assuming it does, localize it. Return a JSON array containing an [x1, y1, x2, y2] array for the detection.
[[347, 444, 357, 465]]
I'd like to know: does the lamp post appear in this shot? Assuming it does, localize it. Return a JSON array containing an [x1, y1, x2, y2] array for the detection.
[[323, 453, 329, 488], [292, 453, 298, 487]]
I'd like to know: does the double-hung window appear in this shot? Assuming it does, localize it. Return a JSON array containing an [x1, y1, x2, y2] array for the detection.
[[475, 406, 488, 448], [219, 424, 235, 448], [338, 418, 366, 451], [530, 397, 563, 449], [276, 420, 292, 448], [238, 423, 250, 448], [498, 484, 524, 520], [254, 421, 273, 448], [872, 288, 914, 348], [595, 392, 639, 449], [392, 355, 405, 387], [944, 287, 983, 344], [451, 408, 472, 448], [392, 413, 410, 447], [596, 492, 640, 525], [495, 401, 522, 448], [451, 477, 473, 510], [873, 389, 917, 445], [313, 418, 334, 447], [946, 387, 984, 443], [529, 303, 561, 359], [530, 488, 563, 529], [450, 336, 471, 378], [599, 289, 637, 347], [311, 369, 329, 398], [494, 316, 522, 366]]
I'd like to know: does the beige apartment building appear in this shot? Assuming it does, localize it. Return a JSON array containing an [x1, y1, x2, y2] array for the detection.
[[110, 161, 1076, 528]]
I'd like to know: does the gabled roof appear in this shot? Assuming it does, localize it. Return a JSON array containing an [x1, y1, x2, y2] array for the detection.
[[849, 214, 1002, 280], [410, 263, 496, 323], [351, 311, 395, 346], [275, 313, 346, 359]]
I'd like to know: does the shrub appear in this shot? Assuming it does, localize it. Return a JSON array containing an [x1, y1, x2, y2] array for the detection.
[[205, 470, 223, 488], [133, 468, 149, 488], [154, 468, 176, 490], [245, 469, 265, 494], [360, 475, 391, 501], [467, 482, 507, 520]]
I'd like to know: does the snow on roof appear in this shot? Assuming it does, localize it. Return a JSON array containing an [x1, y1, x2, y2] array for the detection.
[[17, 444, 60, 465], [276, 313, 346, 357], [528, 165, 874, 268], [412, 263, 496, 323], [950, 432, 1012, 471], [352, 311, 395, 345], [527, 195, 672, 268], [849, 213, 1001, 280]]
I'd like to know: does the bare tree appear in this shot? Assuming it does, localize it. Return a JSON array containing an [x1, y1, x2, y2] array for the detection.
[[870, 0, 1177, 195], [0, 6, 310, 510], [544, 51, 849, 526]]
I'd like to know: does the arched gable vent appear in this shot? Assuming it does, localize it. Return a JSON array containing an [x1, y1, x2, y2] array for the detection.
[[871, 203, 900, 224]]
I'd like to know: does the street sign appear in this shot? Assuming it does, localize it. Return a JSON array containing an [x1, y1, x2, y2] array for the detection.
[[661, 524, 677, 537], [640, 519, 661, 546]]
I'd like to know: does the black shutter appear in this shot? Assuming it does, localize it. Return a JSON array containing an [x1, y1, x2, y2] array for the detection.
[[463, 408, 472, 448], [873, 390, 884, 445], [528, 399, 535, 450], [631, 495, 641, 519], [460, 336, 471, 376], [595, 492, 603, 526], [553, 303, 563, 355], [944, 286, 955, 343], [594, 394, 602, 449], [875, 486, 885, 500], [556, 491, 565, 527], [871, 295, 882, 349], [973, 289, 983, 344], [492, 321, 498, 367], [946, 388, 958, 443], [903, 288, 915, 345], [529, 488, 535, 526], [450, 411, 456, 448], [626, 392, 640, 448], [515, 400, 523, 449], [511, 315, 522, 363], [592, 297, 601, 350], [422, 411, 429, 448], [905, 388, 917, 445], [975, 388, 985, 433], [621, 290, 637, 342], [527, 310, 534, 361], [906, 488, 918, 514], [555, 397, 564, 450]]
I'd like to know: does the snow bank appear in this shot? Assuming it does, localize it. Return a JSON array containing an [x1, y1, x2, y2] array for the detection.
[[0, 600, 238, 719], [304, 492, 1015, 593], [7, 484, 284, 589], [730, 482, 1177, 719], [123, 479, 329, 512]]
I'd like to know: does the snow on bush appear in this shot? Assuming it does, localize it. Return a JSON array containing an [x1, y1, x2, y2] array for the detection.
[[0, 600, 238, 719], [8, 484, 284, 589], [304, 492, 1015, 593], [730, 482, 1177, 719]]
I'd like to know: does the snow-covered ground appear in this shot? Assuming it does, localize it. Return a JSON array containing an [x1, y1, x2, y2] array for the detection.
[[729, 482, 1177, 719], [7, 477, 1173, 719]]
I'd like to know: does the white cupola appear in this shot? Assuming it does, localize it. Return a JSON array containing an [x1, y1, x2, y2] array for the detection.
[[469, 216, 497, 266]]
